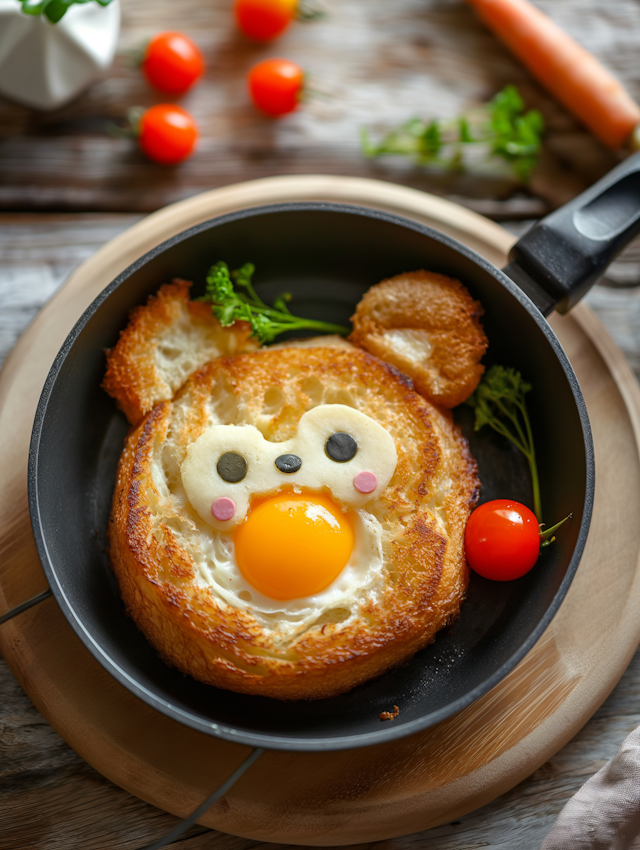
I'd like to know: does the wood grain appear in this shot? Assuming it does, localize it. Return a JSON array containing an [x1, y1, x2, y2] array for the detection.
[[2, 640, 638, 850], [0, 0, 632, 216], [2, 179, 640, 848]]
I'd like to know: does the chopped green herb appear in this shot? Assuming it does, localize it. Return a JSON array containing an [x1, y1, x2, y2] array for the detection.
[[361, 85, 544, 183], [200, 261, 350, 345], [19, 0, 115, 23], [466, 365, 541, 520]]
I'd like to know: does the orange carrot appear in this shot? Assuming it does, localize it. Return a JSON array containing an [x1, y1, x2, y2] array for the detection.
[[466, 0, 640, 150]]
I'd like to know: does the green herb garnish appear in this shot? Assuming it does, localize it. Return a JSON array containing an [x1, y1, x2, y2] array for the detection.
[[361, 85, 544, 183], [466, 365, 542, 520], [19, 0, 115, 23], [201, 261, 350, 345]]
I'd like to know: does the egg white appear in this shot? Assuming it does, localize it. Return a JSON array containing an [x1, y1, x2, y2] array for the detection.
[[190, 506, 386, 640]]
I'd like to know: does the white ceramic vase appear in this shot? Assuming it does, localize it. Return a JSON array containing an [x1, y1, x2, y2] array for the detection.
[[0, 0, 120, 110]]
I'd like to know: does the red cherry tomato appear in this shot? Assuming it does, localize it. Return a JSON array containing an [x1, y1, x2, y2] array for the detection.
[[248, 58, 304, 117], [142, 32, 204, 95], [138, 104, 198, 165], [465, 499, 540, 581], [234, 0, 297, 42]]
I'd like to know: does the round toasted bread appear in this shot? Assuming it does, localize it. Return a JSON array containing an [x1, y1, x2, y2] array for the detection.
[[349, 270, 488, 408], [108, 346, 479, 700]]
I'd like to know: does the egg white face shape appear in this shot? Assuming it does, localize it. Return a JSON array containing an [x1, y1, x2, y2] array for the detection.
[[180, 404, 398, 531]]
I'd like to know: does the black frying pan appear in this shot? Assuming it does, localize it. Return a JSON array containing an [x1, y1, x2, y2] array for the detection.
[[26, 154, 640, 756]]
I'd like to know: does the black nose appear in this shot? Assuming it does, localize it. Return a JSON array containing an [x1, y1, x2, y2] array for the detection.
[[275, 454, 302, 473]]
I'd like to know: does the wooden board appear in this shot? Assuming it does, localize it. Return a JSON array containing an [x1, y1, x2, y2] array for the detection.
[[2, 176, 640, 845], [0, 0, 628, 217]]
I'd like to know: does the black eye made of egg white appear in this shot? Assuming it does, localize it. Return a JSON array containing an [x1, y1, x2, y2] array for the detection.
[[217, 451, 248, 483], [325, 432, 358, 463]]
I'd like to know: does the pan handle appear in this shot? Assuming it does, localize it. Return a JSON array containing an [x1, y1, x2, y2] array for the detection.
[[140, 747, 265, 850], [503, 150, 640, 315], [0, 588, 53, 625]]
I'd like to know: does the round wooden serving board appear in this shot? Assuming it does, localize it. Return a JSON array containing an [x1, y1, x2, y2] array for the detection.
[[2, 176, 640, 845]]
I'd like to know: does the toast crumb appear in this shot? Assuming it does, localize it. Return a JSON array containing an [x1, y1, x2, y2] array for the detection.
[[379, 705, 400, 721]]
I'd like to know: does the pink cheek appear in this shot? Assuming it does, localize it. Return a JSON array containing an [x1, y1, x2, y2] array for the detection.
[[353, 471, 377, 494], [212, 497, 236, 522]]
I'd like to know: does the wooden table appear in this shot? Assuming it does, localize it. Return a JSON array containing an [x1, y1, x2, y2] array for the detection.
[[2, 1, 640, 848]]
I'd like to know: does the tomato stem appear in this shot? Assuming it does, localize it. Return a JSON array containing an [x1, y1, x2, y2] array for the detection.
[[105, 106, 145, 140], [539, 513, 572, 543], [296, 0, 327, 21]]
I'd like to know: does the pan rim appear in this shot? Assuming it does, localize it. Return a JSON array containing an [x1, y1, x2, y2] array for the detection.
[[28, 201, 594, 752]]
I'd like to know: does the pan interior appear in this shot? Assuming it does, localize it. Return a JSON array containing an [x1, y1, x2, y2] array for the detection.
[[31, 206, 590, 749]]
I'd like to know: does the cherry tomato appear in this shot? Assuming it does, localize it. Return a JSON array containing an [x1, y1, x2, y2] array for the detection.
[[142, 32, 204, 95], [465, 499, 540, 581], [138, 105, 198, 165], [234, 0, 297, 42], [248, 58, 304, 117]]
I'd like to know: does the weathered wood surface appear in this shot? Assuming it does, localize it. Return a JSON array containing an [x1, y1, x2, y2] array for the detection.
[[0, 0, 636, 216], [2, 645, 636, 850], [1, 211, 640, 849]]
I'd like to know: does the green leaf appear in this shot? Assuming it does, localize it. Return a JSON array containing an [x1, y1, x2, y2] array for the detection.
[[459, 117, 473, 143], [248, 312, 277, 344], [420, 120, 442, 158], [201, 260, 350, 344], [45, 0, 73, 23], [232, 263, 256, 291], [20, 0, 51, 13], [491, 84, 524, 117], [19, 0, 112, 20]]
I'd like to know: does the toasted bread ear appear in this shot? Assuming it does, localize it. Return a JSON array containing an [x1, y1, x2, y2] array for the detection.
[[349, 271, 488, 408], [103, 279, 259, 425]]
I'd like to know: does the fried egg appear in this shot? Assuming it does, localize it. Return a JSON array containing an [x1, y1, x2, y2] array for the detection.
[[191, 501, 385, 640]]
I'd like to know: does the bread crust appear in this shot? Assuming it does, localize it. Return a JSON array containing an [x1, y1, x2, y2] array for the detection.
[[349, 270, 488, 408], [103, 279, 258, 425], [109, 347, 479, 700]]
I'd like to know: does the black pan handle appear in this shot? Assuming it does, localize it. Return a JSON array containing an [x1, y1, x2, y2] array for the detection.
[[0, 588, 53, 625], [503, 151, 640, 316]]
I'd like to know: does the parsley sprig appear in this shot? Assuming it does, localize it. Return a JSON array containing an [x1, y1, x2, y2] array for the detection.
[[201, 261, 350, 345], [19, 0, 115, 23], [466, 365, 541, 520], [361, 85, 544, 183], [466, 365, 572, 544]]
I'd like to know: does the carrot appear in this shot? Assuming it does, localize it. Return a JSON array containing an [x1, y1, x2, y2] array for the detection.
[[465, 0, 640, 150]]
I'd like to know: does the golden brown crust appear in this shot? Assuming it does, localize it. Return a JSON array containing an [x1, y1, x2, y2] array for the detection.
[[108, 347, 479, 701], [349, 270, 488, 408], [102, 279, 258, 425]]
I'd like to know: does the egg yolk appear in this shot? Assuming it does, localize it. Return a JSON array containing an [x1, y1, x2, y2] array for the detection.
[[234, 492, 355, 600]]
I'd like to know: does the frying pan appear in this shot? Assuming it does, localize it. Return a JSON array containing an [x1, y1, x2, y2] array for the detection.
[[19, 154, 640, 830]]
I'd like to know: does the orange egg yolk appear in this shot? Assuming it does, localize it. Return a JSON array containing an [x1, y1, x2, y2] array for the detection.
[[234, 492, 355, 600]]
